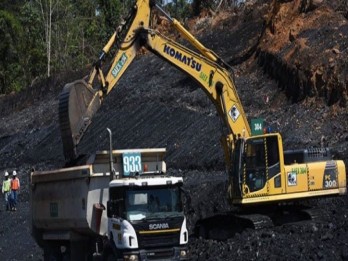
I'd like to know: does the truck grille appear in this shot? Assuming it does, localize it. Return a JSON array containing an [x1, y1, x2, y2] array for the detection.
[[138, 232, 180, 248], [145, 248, 175, 260]]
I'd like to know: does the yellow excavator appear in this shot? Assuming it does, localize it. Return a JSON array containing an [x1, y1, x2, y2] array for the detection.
[[59, 0, 346, 228]]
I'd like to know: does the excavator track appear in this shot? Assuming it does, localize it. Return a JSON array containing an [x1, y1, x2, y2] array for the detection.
[[298, 208, 329, 222], [195, 212, 274, 240], [268, 206, 330, 226], [236, 213, 274, 230], [194, 206, 330, 240]]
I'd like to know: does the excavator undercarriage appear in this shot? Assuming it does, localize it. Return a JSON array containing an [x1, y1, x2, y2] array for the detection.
[[194, 204, 330, 240]]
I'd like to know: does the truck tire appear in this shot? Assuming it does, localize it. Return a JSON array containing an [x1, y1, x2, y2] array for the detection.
[[106, 253, 116, 261], [101, 239, 119, 261], [44, 246, 62, 261], [43, 245, 71, 261], [198, 224, 208, 239], [102, 250, 116, 261]]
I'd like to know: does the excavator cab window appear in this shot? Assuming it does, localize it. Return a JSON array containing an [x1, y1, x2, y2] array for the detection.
[[243, 135, 281, 193], [265, 135, 281, 180], [244, 138, 267, 192]]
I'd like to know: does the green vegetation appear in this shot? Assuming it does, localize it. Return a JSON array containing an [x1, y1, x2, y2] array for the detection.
[[0, 0, 126, 94], [0, 0, 240, 94]]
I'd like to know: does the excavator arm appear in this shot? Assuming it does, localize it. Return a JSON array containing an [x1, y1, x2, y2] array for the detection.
[[142, 27, 251, 166], [59, 0, 250, 165], [59, 0, 154, 161]]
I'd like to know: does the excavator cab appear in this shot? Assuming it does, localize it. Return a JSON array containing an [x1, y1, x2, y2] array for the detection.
[[243, 135, 282, 193], [230, 134, 284, 203], [244, 138, 267, 192], [230, 130, 346, 206]]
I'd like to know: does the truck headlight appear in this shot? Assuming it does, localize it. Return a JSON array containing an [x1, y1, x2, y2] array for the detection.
[[180, 250, 187, 258], [124, 254, 139, 261]]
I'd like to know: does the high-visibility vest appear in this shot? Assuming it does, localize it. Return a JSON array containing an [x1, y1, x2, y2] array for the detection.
[[2, 179, 11, 193], [11, 178, 19, 190]]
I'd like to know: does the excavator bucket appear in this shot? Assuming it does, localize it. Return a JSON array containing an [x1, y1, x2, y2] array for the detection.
[[59, 79, 101, 162]]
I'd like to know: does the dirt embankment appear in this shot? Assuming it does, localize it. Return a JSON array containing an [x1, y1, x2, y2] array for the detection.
[[258, 0, 348, 106]]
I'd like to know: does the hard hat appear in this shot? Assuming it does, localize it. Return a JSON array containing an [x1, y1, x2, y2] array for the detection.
[[12, 171, 17, 176], [4, 171, 9, 177]]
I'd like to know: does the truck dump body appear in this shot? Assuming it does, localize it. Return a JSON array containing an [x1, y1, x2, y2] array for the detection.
[[31, 165, 110, 236], [31, 148, 167, 239]]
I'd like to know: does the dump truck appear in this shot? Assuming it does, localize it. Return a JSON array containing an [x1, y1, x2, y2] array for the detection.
[[31, 147, 188, 260]]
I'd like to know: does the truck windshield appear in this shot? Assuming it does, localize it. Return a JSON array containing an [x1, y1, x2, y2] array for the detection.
[[124, 186, 183, 222]]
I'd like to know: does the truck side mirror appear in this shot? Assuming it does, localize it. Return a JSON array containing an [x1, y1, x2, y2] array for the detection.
[[180, 187, 194, 214], [107, 201, 117, 218]]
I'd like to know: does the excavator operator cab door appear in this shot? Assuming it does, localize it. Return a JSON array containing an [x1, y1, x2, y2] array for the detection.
[[242, 134, 282, 195]]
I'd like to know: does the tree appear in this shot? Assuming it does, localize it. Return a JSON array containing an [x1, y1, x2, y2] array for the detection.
[[24, 0, 117, 76], [1, 0, 194, 95], [20, 2, 46, 82], [97, 0, 122, 32], [0, 10, 24, 93], [34, 0, 61, 77], [191, 0, 244, 15], [165, 0, 192, 20]]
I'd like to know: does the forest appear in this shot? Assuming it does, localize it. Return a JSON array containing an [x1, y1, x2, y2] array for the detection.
[[0, 0, 242, 95]]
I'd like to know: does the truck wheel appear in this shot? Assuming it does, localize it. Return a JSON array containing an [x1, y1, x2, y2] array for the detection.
[[101, 239, 119, 261], [106, 253, 116, 261], [44, 247, 61, 261], [197, 223, 208, 239], [102, 251, 116, 261], [61, 251, 71, 261]]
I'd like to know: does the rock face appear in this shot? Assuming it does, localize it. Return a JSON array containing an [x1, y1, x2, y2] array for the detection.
[[0, 1, 347, 260], [258, 0, 348, 106]]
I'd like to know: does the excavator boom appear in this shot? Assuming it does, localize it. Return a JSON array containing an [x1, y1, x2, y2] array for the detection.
[[59, 0, 250, 162]]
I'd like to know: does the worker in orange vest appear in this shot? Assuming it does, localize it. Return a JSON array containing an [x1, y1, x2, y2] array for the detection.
[[10, 170, 20, 211]]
